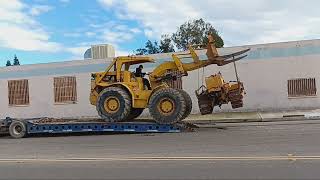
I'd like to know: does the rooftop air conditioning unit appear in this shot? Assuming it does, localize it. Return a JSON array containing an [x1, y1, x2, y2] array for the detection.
[[84, 44, 115, 59]]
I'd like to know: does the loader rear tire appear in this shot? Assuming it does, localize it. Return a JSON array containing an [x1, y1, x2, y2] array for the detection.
[[9, 121, 27, 139], [96, 87, 132, 122], [177, 89, 192, 120], [149, 88, 186, 124]]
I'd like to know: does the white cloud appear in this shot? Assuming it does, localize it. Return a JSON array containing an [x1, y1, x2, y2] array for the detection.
[[59, 0, 70, 3], [144, 29, 154, 39], [66, 44, 130, 59], [66, 46, 89, 59], [115, 49, 130, 56], [64, 32, 82, 38], [102, 29, 134, 44], [98, 0, 115, 7], [130, 28, 141, 34], [0, 0, 35, 25], [0, 23, 61, 52], [98, 0, 320, 46], [98, 0, 200, 39], [85, 32, 96, 37], [29, 5, 53, 16], [86, 22, 140, 45], [0, 0, 62, 52]]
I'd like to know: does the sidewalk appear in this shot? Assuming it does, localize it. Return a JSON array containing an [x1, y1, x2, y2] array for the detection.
[[184, 109, 320, 124]]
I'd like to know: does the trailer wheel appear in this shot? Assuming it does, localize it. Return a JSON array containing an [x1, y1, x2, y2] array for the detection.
[[97, 87, 132, 122], [177, 89, 192, 120], [149, 88, 186, 124], [9, 121, 27, 138]]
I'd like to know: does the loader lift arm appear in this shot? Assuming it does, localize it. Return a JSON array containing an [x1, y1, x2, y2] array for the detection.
[[149, 35, 250, 86]]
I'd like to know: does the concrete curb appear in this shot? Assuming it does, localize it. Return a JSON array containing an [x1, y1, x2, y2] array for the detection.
[[185, 117, 309, 125], [184, 111, 320, 124]]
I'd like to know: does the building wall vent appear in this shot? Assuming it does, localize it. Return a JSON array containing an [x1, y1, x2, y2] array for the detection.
[[288, 78, 317, 97]]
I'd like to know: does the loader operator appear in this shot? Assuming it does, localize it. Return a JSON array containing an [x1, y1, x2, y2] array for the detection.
[[135, 65, 151, 90]]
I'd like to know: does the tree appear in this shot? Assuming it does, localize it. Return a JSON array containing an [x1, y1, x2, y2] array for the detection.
[[135, 18, 223, 55], [13, 55, 20, 66], [159, 35, 175, 53], [136, 40, 160, 55], [136, 35, 175, 55], [135, 47, 148, 55], [172, 18, 224, 50], [6, 60, 12, 66], [145, 40, 160, 54]]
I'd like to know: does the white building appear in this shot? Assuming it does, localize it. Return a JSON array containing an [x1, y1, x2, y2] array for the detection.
[[1, 39, 320, 119]]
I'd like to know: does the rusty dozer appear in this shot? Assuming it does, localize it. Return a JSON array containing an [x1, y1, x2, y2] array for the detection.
[[155, 35, 249, 115], [190, 35, 249, 115]]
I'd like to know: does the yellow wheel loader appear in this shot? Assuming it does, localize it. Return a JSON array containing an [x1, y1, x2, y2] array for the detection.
[[90, 35, 250, 124]]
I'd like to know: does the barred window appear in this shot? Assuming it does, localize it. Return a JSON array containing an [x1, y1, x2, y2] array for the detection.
[[288, 78, 317, 97], [54, 76, 77, 103], [8, 79, 30, 106]]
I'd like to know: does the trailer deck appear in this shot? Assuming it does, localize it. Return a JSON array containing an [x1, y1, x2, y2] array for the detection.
[[0, 117, 194, 138]]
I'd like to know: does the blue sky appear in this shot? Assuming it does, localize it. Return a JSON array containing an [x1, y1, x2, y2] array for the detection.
[[0, 0, 149, 65], [0, 0, 319, 65]]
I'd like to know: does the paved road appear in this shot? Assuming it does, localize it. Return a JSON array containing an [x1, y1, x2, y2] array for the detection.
[[1, 120, 320, 179]]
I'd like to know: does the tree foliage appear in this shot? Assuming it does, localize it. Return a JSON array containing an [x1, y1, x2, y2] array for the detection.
[[172, 18, 224, 50], [6, 60, 12, 66], [13, 55, 20, 66], [135, 18, 224, 55], [4, 55, 21, 67], [136, 35, 175, 55], [159, 35, 175, 53], [136, 40, 159, 55]]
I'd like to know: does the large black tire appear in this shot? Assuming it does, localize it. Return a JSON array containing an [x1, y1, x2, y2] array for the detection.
[[177, 89, 192, 120], [9, 121, 27, 139], [199, 103, 213, 115], [126, 108, 144, 120], [149, 88, 186, 124], [96, 87, 132, 122], [197, 94, 214, 115]]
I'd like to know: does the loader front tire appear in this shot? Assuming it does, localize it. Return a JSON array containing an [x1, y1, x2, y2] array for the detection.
[[96, 87, 132, 122], [177, 89, 192, 120], [149, 88, 186, 124]]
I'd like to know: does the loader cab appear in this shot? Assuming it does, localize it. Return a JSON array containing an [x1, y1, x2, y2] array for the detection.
[[91, 56, 154, 91], [92, 56, 154, 83], [113, 56, 154, 84]]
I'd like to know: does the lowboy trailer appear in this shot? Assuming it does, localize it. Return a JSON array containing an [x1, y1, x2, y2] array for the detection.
[[0, 117, 193, 139]]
